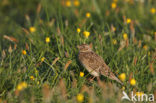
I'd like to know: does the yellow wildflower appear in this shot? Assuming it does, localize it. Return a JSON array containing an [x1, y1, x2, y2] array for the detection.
[[17, 85, 23, 91], [111, 2, 117, 9], [77, 28, 81, 33], [136, 92, 144, 97], [35, 69, 39, 74], [22, 50, 27, 55], [65, 0, 71, 7], [130, 78, 136, 86], [77, 93, 84, 102], [29, 26, 36, 33], [83, 31, 90, 38], [37, 81, 40, 85], [17, 82, 27, 91], [22, 82, 27, 88], [41, 57, 45, 62], [148, 51, 150, 56], [143, 45, 148, 50], [30, 76, 35, 81], [112, 27, 116, 32], [86, 12, 91, 18], [122, 86, 125, 90], [150, 8, 155, 14], [74, 0, 80, 7], [112, 39, 117, 45], [126, 18, 131, 24], [119, 73, 126, 82], [45, 37, 50, 43], [80, 72, 84, 77], [123, 33, 128, 40]]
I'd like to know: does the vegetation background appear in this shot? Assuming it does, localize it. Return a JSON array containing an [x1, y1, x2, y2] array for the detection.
[[0, 0, 155, 103]]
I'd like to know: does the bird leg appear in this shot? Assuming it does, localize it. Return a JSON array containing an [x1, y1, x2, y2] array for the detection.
[[96, 77, 100, 81], [88, 76, 96, 82]]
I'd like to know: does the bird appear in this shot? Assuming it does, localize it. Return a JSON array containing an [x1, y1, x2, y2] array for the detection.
[[78, 44, 123, 84]]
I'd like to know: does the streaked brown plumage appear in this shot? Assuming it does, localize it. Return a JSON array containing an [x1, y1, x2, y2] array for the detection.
[[78, 44, 122, 84]]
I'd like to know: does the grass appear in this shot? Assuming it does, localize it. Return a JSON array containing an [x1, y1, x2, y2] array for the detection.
[[0, 0, 156, 103]]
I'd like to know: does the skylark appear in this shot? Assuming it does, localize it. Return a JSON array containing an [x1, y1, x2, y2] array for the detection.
[[78, 44, 123, 84]]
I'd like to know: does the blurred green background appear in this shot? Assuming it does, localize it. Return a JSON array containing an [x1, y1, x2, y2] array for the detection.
[[0, 0, 155, 102]]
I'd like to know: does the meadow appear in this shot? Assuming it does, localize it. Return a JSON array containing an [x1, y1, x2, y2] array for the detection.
[[0, 0, 156, 103]]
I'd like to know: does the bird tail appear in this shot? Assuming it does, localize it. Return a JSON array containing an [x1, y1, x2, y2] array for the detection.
[[108, 72, 123, 85], [114, 77, 123, 85]]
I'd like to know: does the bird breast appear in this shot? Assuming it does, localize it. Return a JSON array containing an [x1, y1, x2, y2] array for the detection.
[[78, 51, 102, 77]]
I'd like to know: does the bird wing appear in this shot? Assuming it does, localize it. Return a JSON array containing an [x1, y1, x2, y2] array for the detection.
[[79, 51, 123, 84], [99, 60, 123, 84], [78, 52, 104, 76]]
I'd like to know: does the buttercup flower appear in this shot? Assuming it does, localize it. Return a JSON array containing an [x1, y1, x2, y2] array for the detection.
[[65, 0, 71, 7], [126, 18, 131, 24], [35, 68, 39, 75], [123, 33, 128, 40], [122, 86, 125, 90], [130, 78, 136, 86], [83, 31, 90, 38], [111, 2, 117, 9], [80, 72, 84, 77], [17, 82, 27, 91], [37, 81, 40, 85], [45, 37, 50, 43], [150, 8, 155, 14], [30, 76, 35, 81], [74, 0, 80, 7], [86, 12, 91, 18], [22, 50, 27, 55], [143, 45, 148, 50], [119, 73, 126, 82], [41, 57, 45, 62], [77, 28, 81, 33], [77, 93, 84, 102], [112, 39, 117, 45], [136, 92, 144, 97], [148, 51, 150, 56], [29, 26, 36, 33], [112, 27, 116, 32]]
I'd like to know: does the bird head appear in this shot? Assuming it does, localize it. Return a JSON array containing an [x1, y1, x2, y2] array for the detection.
[[77, 44, 92, 52]]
